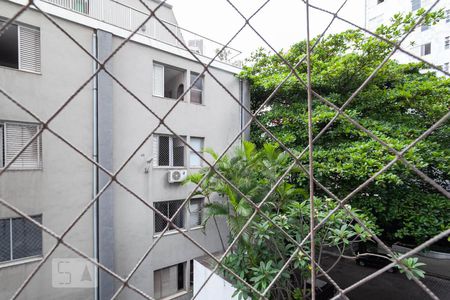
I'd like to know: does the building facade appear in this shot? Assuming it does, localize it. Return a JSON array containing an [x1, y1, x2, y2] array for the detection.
[[365, 0, 450, 72], [0, 0, 249, 299]]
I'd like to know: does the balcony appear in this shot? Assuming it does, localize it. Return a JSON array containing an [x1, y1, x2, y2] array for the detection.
[[42, 0, 242, 67]]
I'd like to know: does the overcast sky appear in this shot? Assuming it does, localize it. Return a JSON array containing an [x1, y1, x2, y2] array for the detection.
[[167, 0, 366, 59]]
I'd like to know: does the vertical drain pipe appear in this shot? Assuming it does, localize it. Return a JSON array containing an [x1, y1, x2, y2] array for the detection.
[[92, 30, 99, 300]]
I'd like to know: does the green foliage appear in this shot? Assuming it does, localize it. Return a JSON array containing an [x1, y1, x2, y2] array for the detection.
[[240, 10, 450, 245], [186, 142, 375, 299], [395, 256, 427, 280]]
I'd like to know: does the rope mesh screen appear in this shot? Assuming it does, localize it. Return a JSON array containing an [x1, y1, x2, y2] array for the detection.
[[0, 0, 449, 299]]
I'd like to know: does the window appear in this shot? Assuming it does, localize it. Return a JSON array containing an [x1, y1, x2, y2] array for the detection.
[[377, 0, 384, 4], [411, 0, 421, 10], [445, 36, 450, 50], [188, 198, 204, 228], [154, 200, 185, 233], [0, 122, 42, 170], [189, 260, 194, 290], [420, 43, 431, 56], [189, 137, 204, 168], [154, 263, 185, 299], [0, 215, 42, 262], [154, 135, 186, 167], [190, 72, 204, 104], [0, 20, 40, 73], [153, 63, 185, 100]]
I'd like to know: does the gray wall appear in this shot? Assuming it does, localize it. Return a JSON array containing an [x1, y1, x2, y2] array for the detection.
[[109, 36, 242, 299], [0, 1, 245, 299], [0, 1, 94, 299]]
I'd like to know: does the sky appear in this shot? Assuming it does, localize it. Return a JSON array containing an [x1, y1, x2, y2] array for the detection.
[[167, 0, 367, 60]]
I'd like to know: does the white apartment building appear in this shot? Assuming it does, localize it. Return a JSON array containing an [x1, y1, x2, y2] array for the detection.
[[365, 0, 450, 72], [0, 0, 249, 299]]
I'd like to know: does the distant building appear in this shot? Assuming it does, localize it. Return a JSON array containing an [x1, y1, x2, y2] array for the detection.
[[365, 0, 450, 72]]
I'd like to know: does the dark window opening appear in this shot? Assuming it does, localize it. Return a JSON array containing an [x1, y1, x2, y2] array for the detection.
[[0, 22, 19, 69], [189, 260, 194, 289], [177, 263, 185, 290]]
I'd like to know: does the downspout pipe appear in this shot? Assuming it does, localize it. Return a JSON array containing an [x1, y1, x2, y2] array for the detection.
[[92, 30, 99, 300]]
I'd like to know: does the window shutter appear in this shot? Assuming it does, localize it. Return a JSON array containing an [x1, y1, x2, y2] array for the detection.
[[153, 64, 164, 97], [19, 26, 41, 73], [5, 123, 41, 170]]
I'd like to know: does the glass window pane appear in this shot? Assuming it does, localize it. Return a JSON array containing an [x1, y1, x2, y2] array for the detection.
[[190, 89, 202, 104], [190, 138, 204, 167], [0, 219, 11, 262], [153, 64, 164, 97], [12, 215, 42, 260], [190, 73, 203, 90], [189, 199, 203, 228], [190, 73, 203, 104]]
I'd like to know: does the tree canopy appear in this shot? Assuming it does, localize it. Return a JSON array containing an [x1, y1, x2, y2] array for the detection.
[[239, 9, 450, 245]]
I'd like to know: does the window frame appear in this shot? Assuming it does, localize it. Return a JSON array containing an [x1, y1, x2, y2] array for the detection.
[[420, 43, 431, 56], [189, 72, 205, 105], [153, 262, 187, 299], [0, 215, 43, 264], [188, 198, 204, 229], [153, 62, 186, 100], [153, 134, 187, 168], [189, 137, 204, 168], [0, 121, 42, 171], [153, 200, 185, 235], [0, 18, 41, 74]]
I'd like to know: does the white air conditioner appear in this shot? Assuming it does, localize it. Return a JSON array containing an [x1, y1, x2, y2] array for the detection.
[[168, 169, 187, 183]]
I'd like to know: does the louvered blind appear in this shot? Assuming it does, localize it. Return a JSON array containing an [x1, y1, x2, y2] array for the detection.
[[153, 64, 164, 97], [19, 25, 41, 73], [4, 123, 42, 170]]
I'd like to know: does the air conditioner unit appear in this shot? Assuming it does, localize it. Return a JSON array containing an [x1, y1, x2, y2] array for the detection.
[[168, 169, 187, 183]]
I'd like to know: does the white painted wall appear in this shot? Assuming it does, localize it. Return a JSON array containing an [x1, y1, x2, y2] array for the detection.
[[193, 260, 240, 300]]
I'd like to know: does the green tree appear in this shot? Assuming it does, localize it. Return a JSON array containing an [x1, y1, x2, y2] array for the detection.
[[187, 142, 376, 299], [239, 10, 450, 245]]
